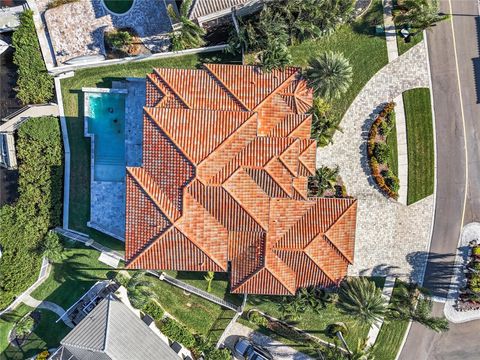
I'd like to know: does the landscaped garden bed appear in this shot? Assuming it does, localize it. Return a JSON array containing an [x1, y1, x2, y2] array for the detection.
[[403, 88, 434, 205], [104, 28, 149, 59], [308, 165, 349, 198], [457, 242, 480, 311], [367, 102, 400, 199]]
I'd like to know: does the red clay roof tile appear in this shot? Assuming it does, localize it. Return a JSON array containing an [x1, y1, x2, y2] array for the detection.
[[125, 65, 357, 295]]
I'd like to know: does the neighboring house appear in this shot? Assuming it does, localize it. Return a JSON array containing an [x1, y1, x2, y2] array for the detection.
[[187, 0, 263, 27], [124, 64, 358, 296], [51, 296, 179, 360]]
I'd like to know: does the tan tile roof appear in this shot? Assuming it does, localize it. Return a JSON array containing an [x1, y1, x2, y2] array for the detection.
[[125, 64, 357, 295]]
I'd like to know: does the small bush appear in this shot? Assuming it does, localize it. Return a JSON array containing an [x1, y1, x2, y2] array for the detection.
[[373, 142, 389, 163], [115, 272, 130, 287], [47, 0, 79, 9], [472, 246, 480, 256], [105, 30, 132, 51], [248, 311, 269, 327], [143, 301, 164, 321], [158, 318, 196, 348], [385, 175, 400, 193], [15, 315, 35, 337], [36, 350, 50, 360], [471, 262, 480, 271]]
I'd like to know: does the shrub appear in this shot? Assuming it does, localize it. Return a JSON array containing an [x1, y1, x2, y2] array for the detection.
[[15, 315, 35, 337], [248, 311, 269, 327], [259, 41, 292, 71], [47, 0, 79, 9], [41, 231, 64, 263], [105, 30, 132, 51], [158, 318, 196, 348], [384, 101, 396, 114], [472, 246, 480, 256], [143, 301, 164, 321], [12, 10, 54, 104], [0, 117, 63, 310], [471, 262, 480, 271], [373, 142, 389, 163], [36, 350, 50, 360], [385, 175, 400, 193], [115, 272, 130, 287]]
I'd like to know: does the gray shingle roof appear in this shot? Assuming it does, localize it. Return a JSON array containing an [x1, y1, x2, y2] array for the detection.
[[188, 0, 257, 20], [61, 296, 178, 360]]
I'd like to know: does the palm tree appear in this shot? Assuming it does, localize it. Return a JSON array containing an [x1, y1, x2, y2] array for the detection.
[[259, 40, 292, 72], [204, 271, 215, 293], [387, 282, 449, 332], [278, 296, 306, 321], [337, 277, 388, 326], [167, 0, 206, 51], [305, 51, 353, 100], [395, 0, 446, 31], [310, 98, 343, 146], [308, 166, 340, 196], [350, 338, 376, 360], [41, 231, 64, 263], [127, 271, 158, 310]]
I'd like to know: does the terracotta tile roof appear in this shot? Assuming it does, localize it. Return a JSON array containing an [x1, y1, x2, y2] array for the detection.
[[125, 64, 357, 295]]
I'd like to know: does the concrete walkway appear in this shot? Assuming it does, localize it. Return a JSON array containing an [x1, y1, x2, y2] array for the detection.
[[317, 42, 433, 282], [22, 295, 74, 328], [0, 103, 59, 132], [223, 322, 314, 360], [382, 0, 409, 205]]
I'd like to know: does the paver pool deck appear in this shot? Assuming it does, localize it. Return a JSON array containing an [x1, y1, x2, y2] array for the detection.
[[317, 41, 434, 283]]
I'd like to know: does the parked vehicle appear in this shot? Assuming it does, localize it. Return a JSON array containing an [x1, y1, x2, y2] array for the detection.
[[233, 337, 273, 360]]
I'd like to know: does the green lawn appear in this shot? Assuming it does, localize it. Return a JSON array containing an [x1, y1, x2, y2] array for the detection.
[[60, 52, 240, 251], [147, 274, 236, 341], [30, 242, 117, 309], [372, 280, 410, 360], [245, 277, 385, 349], [397, 30, 423, 56], [403, 88, 434, 205], [288, 0, 387, 127], [165, 271, 243, 306], [386, 111, 399, 177], [0, 305, 70, 360]]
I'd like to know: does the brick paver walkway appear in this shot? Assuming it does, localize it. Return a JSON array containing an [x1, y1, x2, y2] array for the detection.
[[317, 42, 433, 283]]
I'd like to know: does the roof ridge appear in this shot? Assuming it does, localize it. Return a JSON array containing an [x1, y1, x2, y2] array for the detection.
[[144, 107, 197, 166], [102, 296, 112, 352], [127, 167, 181, 222], [153, 69, 191, 109], [324, 199, 357, 263], [252, 70, 300, 111], [264, 157, 293, 196], [203, 64, 250, 111], [303, 249, 338, 283]]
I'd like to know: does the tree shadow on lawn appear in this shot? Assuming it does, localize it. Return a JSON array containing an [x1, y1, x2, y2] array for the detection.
[[352, 0, 386, 37]]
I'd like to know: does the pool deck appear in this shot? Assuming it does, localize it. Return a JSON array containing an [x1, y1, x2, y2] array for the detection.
[[83, 80, 145, 240]]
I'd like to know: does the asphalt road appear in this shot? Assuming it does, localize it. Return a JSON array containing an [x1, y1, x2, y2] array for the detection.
[[399, 0, 480, 359]]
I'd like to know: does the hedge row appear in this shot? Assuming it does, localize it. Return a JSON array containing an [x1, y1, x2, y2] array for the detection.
[[12, 10, 54, 105], [0, 116, 63, 310], [367, 102, 399, 199], [158, 317, 230, 360]]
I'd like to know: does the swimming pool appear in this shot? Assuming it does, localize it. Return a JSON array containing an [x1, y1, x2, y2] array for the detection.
[[86, 92, 126, 182]]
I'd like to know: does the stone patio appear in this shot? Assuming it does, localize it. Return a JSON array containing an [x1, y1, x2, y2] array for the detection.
[[39, 0, 172, 65], [317, 41, 434, 284]]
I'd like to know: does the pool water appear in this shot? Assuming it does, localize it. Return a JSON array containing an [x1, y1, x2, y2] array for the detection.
[[87, 92, 126, 182]]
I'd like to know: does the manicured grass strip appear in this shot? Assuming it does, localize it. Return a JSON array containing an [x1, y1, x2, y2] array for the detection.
[[31, 243, 118, 309], [288, 0, 388, 127], [148, 274, 235, 339], [60, 52, 240, 251], [372, 280, 410, 360], [0, 306, 70, 360], [403, 88, 434, 205], [387, 111, 399, 177], [397, 29, 423, 56]]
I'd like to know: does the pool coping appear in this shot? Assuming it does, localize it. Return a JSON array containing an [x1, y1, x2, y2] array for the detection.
[[83, 87, 128, 241]]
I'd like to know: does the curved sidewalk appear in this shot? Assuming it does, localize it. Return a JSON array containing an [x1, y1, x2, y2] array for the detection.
[[317, 42, 433, 283], [22, 295, 74, 328]]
